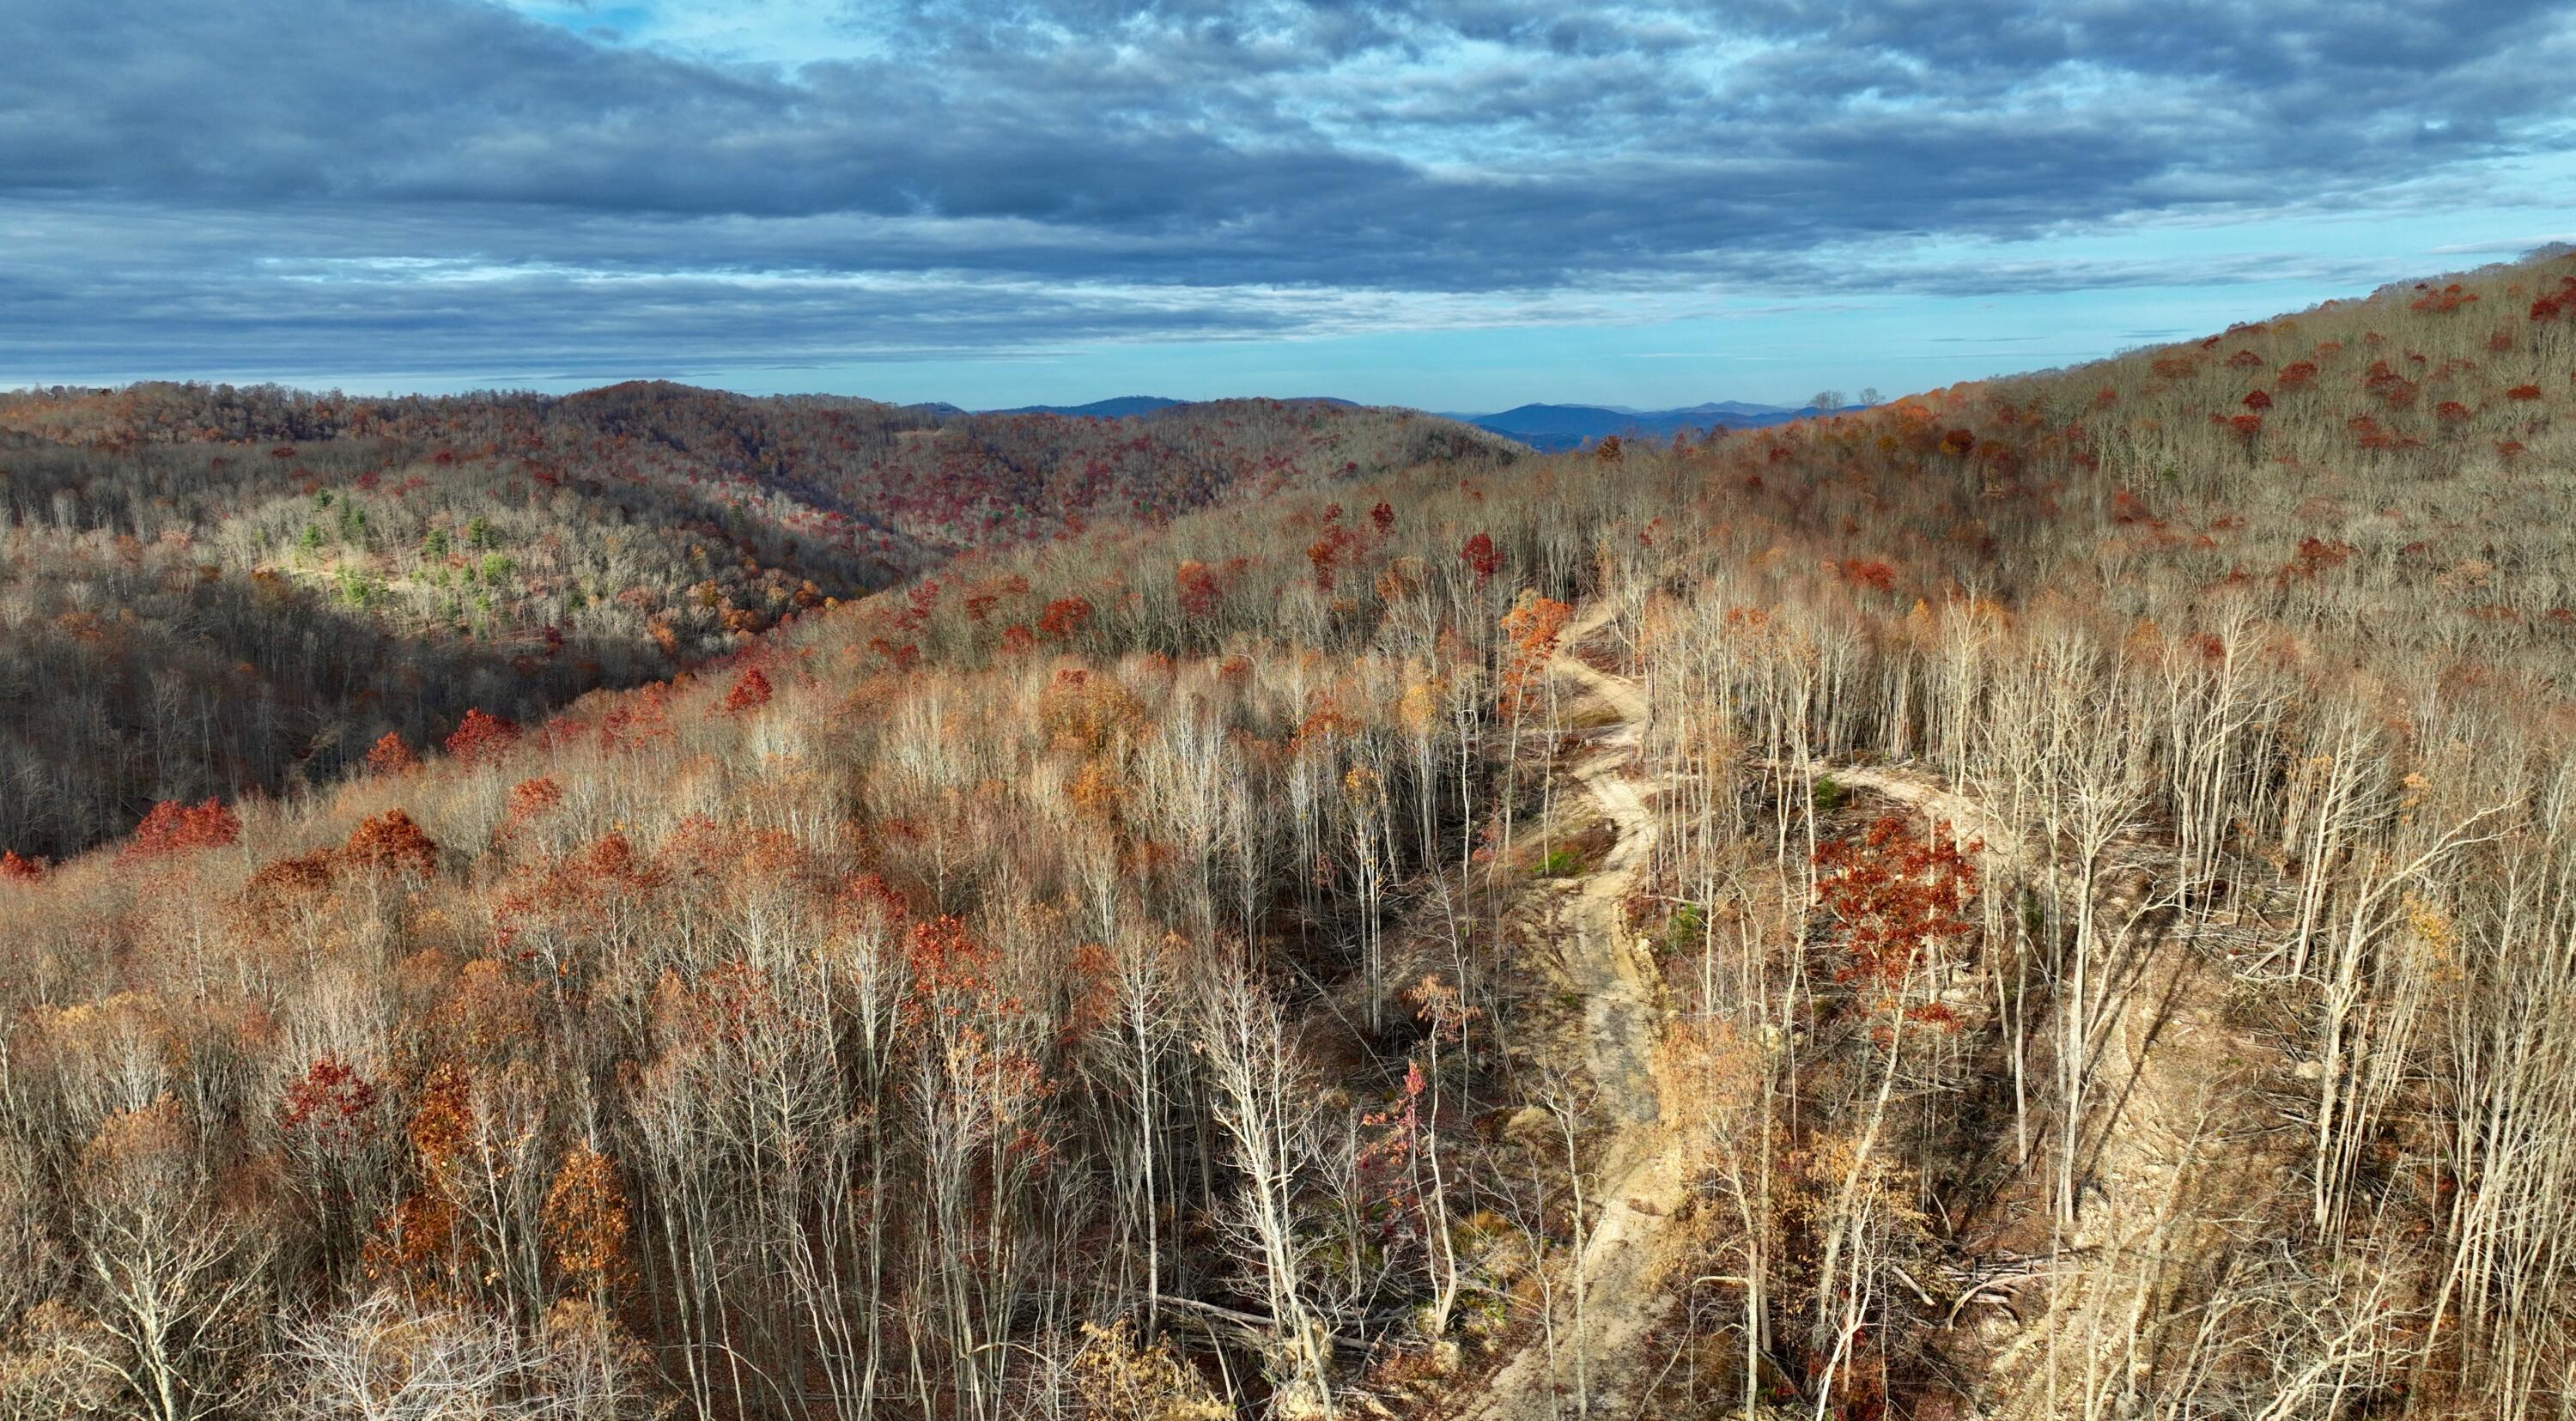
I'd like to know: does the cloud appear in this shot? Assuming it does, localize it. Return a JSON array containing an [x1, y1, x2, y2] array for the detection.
[[2427, 234, 2576, 255], [3, 0, 2573, 381]]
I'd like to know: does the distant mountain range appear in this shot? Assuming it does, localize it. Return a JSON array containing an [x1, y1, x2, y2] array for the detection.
[[920, 395, 1860, 451], [1443, 401, 1861, 452], [965, 395, 1359, 419]]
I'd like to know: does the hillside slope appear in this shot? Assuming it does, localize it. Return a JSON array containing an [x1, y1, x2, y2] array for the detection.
[[0, 384, 1511, 856], [1, 252, 2573, 1419]]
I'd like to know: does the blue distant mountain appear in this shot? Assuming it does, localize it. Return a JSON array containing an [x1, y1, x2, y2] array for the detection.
[[980, 395, 1362, 418], [941, 394, 1849, 448], [983, 396, 1188, 418], [1447, 400, 1859, 452]]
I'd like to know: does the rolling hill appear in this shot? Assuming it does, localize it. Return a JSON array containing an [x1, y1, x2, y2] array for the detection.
[[1450, 398, 1862, 450], [2, 252, 2573, 1420], [0, 383, 1512, 856], [981, 396, 1187, 418], [982, 395, 1364, 418]]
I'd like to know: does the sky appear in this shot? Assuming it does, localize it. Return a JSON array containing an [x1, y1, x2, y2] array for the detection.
[[4, 0, 2575, 412]]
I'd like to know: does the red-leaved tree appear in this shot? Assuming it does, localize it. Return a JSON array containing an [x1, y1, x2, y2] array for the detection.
[[1461, 533, 1501, 588], [444, 708, 521, 765], [722, 667, 774, 714], [1038, 597, 1093, 641], [343, 809, 440, 877], [363, 732, 420, 777], [1814, 814, 1980, 1024], [1174, 561, 1221, 622], [122, 798, 241, 862]]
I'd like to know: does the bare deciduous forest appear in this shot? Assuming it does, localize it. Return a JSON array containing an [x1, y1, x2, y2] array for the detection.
[[4, 252, 2575, 1418], [0, 384, 1508, 857]]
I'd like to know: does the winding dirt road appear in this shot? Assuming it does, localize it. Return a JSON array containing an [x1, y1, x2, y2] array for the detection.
[[1464, 615, 2036, 1419], [1458, 599, 2224, 1421], [1467, 604, 1686, 1420], [1818, 763, 2024, 865]]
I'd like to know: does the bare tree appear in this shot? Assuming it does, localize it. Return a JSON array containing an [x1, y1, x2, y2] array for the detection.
[[69, 1102, 270, 1421], [1197, 954, 1337, 1416]]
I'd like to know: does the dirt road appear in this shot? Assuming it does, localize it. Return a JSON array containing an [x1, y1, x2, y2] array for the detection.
[[1467, 604, 1687, 1420]]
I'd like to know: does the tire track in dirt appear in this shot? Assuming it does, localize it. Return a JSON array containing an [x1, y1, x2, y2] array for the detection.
[[1804, 762, 2251, 1418], [1464, 643, 2099, 1418], [1467, 604, 1686, 1420]]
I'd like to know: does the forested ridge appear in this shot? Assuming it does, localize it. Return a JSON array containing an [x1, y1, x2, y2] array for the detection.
[[0, 384, 1510, 858], [3, 251, 2575, 1418]]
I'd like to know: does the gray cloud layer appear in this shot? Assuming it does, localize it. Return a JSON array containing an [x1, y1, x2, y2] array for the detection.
[[3, 0, 2571, 380]]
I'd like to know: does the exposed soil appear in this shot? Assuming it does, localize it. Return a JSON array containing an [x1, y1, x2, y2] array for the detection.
[[1459, 673, 2272, 1418], [1464, 604, 1692, 1420]]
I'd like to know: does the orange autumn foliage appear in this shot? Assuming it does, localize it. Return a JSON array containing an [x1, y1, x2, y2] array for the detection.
[[122, 798, 241, 862], [343, 808, 441, 877]]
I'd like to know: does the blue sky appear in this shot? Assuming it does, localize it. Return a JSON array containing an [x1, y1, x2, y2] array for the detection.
[[5, 0, 2574, 411]]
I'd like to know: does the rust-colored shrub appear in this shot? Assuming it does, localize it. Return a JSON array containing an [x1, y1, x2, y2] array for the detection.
[[506, 776, 564, 833], [1174, 560, 1221, 620], [122, 798, 240, 862], [721, 666, 774, 714], [280, 1053, 380, 1140], [1813, 815, 1980, 998], [1461, 532, 1501, 586], [444, 708, 520, 765], [343, 808, 440, 877], [1037, 596, 1093, 641], [364, 732, 420, 777]]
